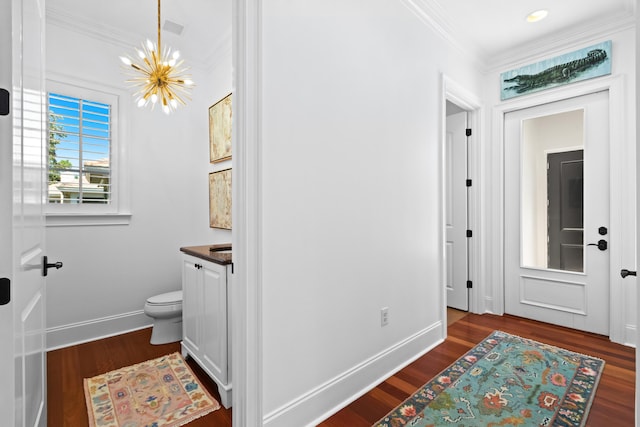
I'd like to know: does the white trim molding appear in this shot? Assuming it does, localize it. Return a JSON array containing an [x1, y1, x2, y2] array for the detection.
[[264, 323, 443, 427], [441, 75, 484, 316], [46, 310, 151, 351], [232, 0, 263, 425]]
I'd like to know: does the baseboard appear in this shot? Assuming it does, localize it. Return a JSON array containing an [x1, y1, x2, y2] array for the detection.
[[263, 321, 444, 427], [46, 310, 153, 351], [624, 323, 637, 348]]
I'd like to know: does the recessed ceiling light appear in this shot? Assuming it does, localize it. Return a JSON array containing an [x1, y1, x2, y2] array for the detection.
[[526, 9, 548, 23]]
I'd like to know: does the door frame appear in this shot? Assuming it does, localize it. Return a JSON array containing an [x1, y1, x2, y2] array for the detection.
[[491, 75, 629, 344], [441, 75, 483, 331]]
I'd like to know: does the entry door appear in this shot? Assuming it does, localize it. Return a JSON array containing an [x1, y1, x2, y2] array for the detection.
[[445, 109, 469, 311], [504, 91, 609, 335], [0, 0, 48, 425]]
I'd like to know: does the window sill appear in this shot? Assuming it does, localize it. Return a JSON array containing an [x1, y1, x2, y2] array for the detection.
[[46, 213, 132, 227]]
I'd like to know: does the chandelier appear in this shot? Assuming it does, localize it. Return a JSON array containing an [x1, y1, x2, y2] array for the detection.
[[119, 0, 194, 114]]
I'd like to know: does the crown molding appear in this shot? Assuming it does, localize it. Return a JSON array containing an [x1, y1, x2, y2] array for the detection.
[[488, 13, 636, 72], [46, 7, 230, 72], [399, 0, 486, 70], [399, 0, 636, 73], [47, 8, 136, 53]]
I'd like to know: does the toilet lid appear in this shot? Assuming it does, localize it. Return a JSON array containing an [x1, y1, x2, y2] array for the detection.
[[147, 290, 183, 305]]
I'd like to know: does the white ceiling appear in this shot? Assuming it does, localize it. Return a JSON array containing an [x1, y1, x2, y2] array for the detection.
[[46, 0, 232, 70], [46, 0, 635, 70], [417, 0, 636, 66]]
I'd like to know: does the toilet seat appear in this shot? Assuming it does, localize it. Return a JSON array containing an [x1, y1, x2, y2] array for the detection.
[[146, 290, 182, 306]]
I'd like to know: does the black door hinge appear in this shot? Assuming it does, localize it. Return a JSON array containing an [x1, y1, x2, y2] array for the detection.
[[466, 280, 473, 289], [466, 179, 472, 187], [0, 278, 10, 305], [466, 230, 472, 238], [466, 128, 472, 137], [0, 88, 9, 116]]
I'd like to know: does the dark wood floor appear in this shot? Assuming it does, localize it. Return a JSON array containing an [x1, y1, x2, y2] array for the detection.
[[48, 314, 635, 427], [47, 328, 232, 426], [319, 313, 635, 427]]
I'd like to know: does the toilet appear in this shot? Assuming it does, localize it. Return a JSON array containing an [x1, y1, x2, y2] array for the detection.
[[144, 290, 183, 345]]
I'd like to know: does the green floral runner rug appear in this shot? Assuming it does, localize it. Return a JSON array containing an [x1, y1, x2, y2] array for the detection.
[[374, 330, 604, 427], [84, 352, 220, 427]]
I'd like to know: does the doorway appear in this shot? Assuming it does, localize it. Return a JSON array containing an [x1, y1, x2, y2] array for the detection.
[[445, 100, 470, 315], [504, 91, 610, 335]]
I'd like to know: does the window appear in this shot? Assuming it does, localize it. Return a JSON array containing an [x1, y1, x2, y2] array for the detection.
[[48, 93, 111, 204], [46, 77, 130, 225]]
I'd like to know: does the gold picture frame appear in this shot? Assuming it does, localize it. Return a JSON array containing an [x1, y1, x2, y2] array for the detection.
[[209, 93, 232, 163], [209, 169, 232, 229]]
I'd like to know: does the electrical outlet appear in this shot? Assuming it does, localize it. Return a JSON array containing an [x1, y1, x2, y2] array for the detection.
[[381, 307, 389, 326]]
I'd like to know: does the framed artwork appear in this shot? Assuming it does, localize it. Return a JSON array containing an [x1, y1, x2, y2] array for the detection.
[[209, 169, 232, 229], [500, 40, 611, 100], [209, 93, 232, 163]]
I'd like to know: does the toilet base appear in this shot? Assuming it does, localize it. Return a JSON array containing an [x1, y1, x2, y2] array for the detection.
[[150, 316, 183, 345]]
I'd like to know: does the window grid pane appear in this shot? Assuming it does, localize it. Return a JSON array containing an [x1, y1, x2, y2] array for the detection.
[[48, 93, 112, 204]]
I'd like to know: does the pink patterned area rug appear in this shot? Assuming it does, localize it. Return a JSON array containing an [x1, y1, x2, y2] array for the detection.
[[84, 352, 220, 427]]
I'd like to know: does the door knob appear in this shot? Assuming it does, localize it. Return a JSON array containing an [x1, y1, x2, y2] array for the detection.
[[621, 269, 637, 278], [587, 239, 607, 251]]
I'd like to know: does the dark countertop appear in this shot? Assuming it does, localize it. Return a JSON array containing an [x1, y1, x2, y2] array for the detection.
[[180, 244, 232, 266]]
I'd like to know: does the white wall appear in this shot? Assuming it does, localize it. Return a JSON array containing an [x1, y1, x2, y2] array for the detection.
[[257, 1, 482, 424], [482, 27, 637, 344], [44, 21, 232, 348]]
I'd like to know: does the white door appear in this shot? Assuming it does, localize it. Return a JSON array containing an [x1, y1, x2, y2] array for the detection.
[[504, 91, 609, 335], [445, 109, 469, 311], [0, 0, 48, 425]]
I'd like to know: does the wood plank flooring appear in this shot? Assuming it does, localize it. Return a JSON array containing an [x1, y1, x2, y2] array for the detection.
[[48, 314, 635, 426], [318, 313, 635, 427]]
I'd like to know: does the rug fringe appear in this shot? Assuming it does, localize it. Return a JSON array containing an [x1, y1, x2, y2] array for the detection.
[[174, 403, 221, 427]]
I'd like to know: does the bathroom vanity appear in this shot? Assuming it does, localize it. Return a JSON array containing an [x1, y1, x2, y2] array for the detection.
[[180, 244, 232, 408]]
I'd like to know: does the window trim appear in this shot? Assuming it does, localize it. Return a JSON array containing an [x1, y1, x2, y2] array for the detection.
[[45, 73, 131, 226]]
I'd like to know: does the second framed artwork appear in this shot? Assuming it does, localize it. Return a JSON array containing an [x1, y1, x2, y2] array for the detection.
[[209, 93, 233, 163], [209, 168, 232, 230]]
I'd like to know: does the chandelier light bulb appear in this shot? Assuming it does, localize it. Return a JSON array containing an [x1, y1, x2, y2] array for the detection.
[[172, 51, 180, 60], [137, 98, 147, 108], [120, 56, 132, 66], [151, 93, 158, 104]]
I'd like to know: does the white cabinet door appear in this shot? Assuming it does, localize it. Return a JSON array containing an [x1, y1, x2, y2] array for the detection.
[[181, 253, 232, 407], [202, 262, 228, 384], [182, 257, 202, 355]]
